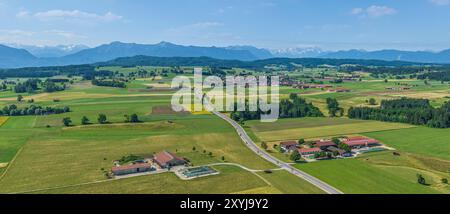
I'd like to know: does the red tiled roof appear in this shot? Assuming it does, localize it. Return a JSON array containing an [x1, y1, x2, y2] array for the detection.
[[315, 140, 336, 148], [154, 151, 184, 166], [346, 136, 370, 141], [343, 138, 379, 147], [280, 141, 298, 147], [298, 148, 322, 154], [111, 163, 151, 173]]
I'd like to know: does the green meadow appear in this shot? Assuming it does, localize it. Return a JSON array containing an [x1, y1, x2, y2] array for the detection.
[[1, 66, 449, 194]]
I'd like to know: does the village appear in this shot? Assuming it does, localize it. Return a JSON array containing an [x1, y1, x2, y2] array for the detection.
[[109, 150, 219, 180], [277, 136, 391, 162]]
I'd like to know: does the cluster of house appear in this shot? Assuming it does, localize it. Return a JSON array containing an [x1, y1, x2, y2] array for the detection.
[[327, 87, 352, 93], [279, 136, 381, 159], [295, 84, 333, 89], [111, 151, 187, 176], [385, 86, 411, 91]]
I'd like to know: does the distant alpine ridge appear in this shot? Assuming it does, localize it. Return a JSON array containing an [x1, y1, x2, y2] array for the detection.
[[1, 41, 450, 68]]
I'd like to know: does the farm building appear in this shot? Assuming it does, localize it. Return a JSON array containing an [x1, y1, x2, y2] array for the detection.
[[342, 137, 379, 149], [153, 151, 187, 168], [326, 147, 350, 157], [314, 140, 337, 150], [298, 148, 322, 157], [280, 141, 299, 153], [111, 163, 154, 176]]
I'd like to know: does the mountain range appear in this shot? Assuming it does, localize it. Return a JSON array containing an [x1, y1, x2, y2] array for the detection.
[[1, 41, 450, 68]]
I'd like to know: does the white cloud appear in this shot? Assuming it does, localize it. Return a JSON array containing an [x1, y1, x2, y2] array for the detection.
[[350, 5, 397, 18], [43, 30, 87, 39], [16, 10, 123, 22], [366, 5, 397, 17], [0, 29, 35, 37], [351, 8, 364, 15], [430, 0, 450, 5]]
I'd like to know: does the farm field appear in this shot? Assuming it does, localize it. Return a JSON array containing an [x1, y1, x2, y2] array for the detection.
[[0, 116, 277, 193], [364, 127, 450, 160], [32, 165, 268, 194], [1, 65, 449, 195], [255, 170, 325, 194], [295, 153, 449, 194], [246, 117, 415, 142]]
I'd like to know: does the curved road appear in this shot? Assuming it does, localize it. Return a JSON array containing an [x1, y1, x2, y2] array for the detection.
[[212, 110, 343, 194]]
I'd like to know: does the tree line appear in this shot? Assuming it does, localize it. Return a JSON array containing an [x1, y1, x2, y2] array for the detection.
[[230, 93, 323, 122], [13, 78, 66, 93], [0, 104, 70, 116], [63, 113, 140, 126], [91, 79, 126, 88], [348, 97, 450, 128]]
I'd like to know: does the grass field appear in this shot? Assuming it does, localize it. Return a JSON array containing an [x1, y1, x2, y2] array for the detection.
[[32, 165, 269, 194], [365, 127, 450, 160], [0, 116, 278, 193], [1, 67, 449, 194], [295, 155, 447, 194], [256, 170, 325, 194], [0, 117, 8, 127], [247, 117, 415, 142]]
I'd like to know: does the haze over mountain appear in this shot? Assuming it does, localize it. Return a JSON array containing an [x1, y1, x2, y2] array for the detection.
[[0, 44, 37, 68], [8, 44, 89, 58], [1, 41, 450, 68]]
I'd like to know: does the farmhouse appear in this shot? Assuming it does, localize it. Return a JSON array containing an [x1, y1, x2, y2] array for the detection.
[[153, 151, 187, 168], [314, 140, 337, 150], [111, 163, 153, 176], [298, 148, 322, 157], [342, 137, 379, 149], [280, 141, 299, 153]]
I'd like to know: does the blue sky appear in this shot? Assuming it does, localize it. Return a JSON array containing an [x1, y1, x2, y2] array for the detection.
[[0, 0, 450, 50]]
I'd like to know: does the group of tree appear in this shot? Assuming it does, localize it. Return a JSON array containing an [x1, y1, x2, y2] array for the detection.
[[348, 97, 450, 128], [230, 93, 323, 122], [326, 98, 344, 117], [124, 114, 140, 123], [14, 79, 40, 93], [42, 79, 66, 92], [0, 82, 7, 91], [1, 104, 70, 116], [417, 71, 450, 82], [91, 79, 126, 88]]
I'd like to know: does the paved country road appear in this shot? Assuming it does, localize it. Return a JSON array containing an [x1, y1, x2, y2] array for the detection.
[[212, 110, 344, 194]]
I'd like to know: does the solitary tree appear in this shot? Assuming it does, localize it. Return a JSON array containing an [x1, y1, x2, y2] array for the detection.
[[298, 139, 305, 145], [369, 98, 377, 105], [192, 146, 196, 151], [261, 142, 268, 150], [221, 156, 225, 161], [81, 116, 90, 125], [130, 114, 139, 123], [17, 95, 23, 102], [441, 178, 448, 184], [417, 174, 427, 185], [290, 150, 301, 162], [123, 114, 130, 123], [97, 114, 108, 124], [62, 117, 72, 127]]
